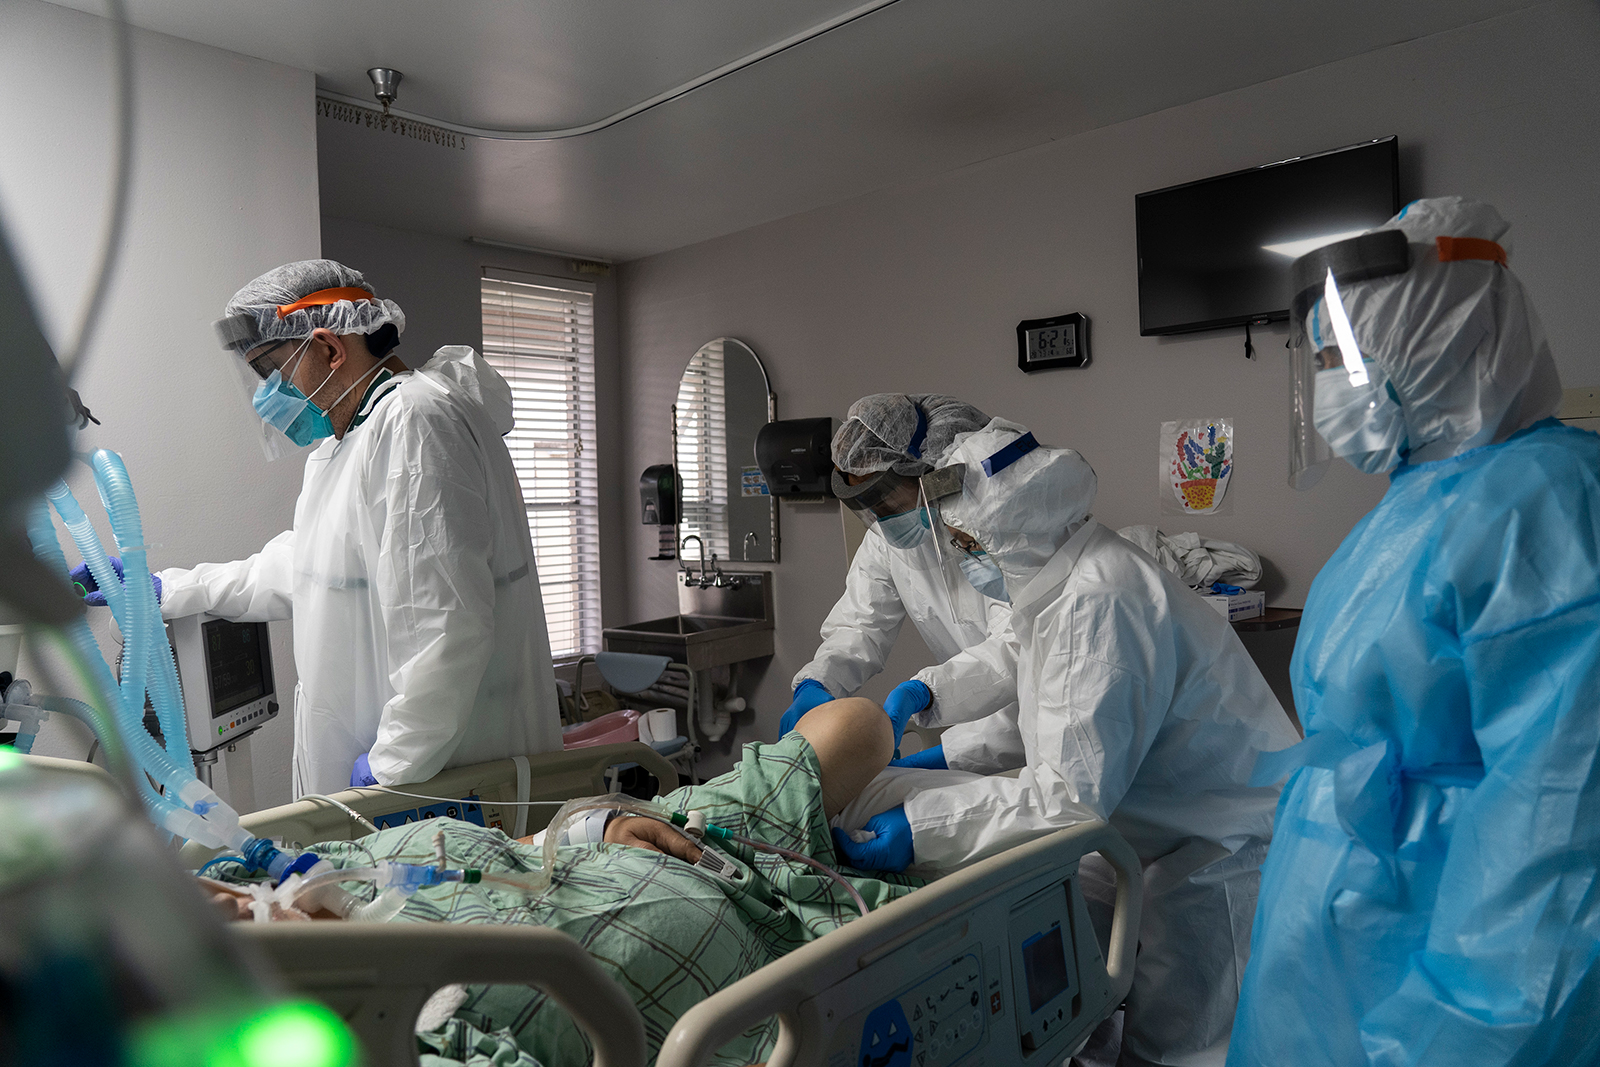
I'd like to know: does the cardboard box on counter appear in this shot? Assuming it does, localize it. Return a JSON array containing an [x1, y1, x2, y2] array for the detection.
[[1203, 588, 1265, 623]]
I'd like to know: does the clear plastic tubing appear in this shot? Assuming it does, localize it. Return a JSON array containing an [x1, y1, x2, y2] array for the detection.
[[47, 481, 126, 620], [729, 832, 869, 918], [282, 862, 477, 917], [88, 450, 188, 764], [24, 498, 248, 851]]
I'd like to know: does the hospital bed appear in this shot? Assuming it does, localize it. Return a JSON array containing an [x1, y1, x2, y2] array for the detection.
[[240, 818, 1140, 1067]]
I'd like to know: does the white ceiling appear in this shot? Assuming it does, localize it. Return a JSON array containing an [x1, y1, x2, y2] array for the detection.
[[49, 0, 1543, 261]]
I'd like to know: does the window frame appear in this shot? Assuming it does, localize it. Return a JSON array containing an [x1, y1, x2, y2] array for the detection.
[[479, 267, 601, 661]]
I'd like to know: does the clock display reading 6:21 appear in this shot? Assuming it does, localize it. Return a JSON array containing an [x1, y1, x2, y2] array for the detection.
[[1016, 313, 1089, 372], [1030, 327, 1074, 361]]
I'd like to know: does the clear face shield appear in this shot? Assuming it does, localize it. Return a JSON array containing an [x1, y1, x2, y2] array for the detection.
[[833, 468, 936, 549], [216, 311, 313, 462], [1287, 229, 1412, 489], [835, 465, 969, 615], [214, 287, 384, 462], [224, 333, 319, 462]]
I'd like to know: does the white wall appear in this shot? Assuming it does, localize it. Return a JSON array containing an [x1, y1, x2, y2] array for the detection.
[[617, 0, 1600, 773], [0, 0, 320, 810], [318, 216, 631, 631]]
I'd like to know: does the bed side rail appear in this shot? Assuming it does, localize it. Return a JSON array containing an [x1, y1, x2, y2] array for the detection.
[[658, 820, 1141, 1067], [239, 923, 646, 1067]]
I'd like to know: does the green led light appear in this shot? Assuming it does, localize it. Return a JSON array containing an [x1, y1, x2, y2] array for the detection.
[[233, 1001, 356, 1067], [0, 748, 24, 773], [130, 999, 357, 1067]]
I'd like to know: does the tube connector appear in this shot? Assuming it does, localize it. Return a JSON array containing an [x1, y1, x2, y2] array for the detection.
[[2, 681, 48, 755], [681, 810, 708, 841]]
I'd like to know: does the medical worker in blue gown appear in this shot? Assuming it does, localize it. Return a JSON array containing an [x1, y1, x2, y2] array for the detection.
[[1229, 197, 1600, 1066]]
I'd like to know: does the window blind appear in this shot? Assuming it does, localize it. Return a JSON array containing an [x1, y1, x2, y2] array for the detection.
[[480, 270, 600, 659], [676, 346, 730, 559]]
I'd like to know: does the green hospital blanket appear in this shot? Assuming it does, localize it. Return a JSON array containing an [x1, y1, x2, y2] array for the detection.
[[306, 733, 924, 1066]]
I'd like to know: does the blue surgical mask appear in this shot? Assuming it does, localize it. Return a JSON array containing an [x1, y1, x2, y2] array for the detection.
[[253, 339, 337, 447], [251, 340, 382, 448], [877, 507, 930, 550], [1312, 365, 1408, 473], [958, 549, 1009, 602]]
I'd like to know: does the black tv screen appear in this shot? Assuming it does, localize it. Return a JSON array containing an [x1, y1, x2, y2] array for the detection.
[[1136, 137, 1400, 336]]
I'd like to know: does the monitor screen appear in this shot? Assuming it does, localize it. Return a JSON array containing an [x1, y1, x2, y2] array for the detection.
[[203, 619, 271, 717], [1136, 137, 1400, 336], [1021, 923, 1071, 1013]]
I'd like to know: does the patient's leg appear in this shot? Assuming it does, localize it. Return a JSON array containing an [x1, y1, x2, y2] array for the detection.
[[794, 697, 894, 819]]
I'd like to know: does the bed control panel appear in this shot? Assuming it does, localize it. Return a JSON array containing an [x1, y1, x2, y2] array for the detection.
[[819, 865, 1111, 1067]]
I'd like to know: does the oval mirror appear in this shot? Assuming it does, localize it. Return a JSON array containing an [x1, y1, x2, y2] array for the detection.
[[674, 338, 778, 564]]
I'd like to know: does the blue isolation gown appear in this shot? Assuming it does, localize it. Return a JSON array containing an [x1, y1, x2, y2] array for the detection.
[[1229, 420, 1600, 1067]]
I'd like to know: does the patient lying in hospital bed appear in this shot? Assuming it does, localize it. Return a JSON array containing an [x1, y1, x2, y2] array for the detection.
[[205, 699, 920, 1067]]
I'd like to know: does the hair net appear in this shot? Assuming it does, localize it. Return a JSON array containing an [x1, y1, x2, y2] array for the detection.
[[1331, 196, 1562, 465], [938, 418, 1097, 596], [833, 394, 991, 476], [213, 259, 405, 356]]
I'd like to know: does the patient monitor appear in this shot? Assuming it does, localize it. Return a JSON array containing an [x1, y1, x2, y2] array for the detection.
[[169, 613, 279, 754]]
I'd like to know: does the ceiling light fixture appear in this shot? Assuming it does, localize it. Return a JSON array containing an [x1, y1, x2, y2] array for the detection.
[[368, 67, 402, 114]]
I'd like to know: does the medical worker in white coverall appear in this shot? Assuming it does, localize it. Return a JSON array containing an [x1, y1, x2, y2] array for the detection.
[[831, 418, 1301, 1066], [102, 260, 564, 796], [781, 394, 1024, 775]]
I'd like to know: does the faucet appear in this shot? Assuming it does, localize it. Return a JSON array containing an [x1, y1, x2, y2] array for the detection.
[[680, 534, 708, 587], [742, 532, 759, 561]]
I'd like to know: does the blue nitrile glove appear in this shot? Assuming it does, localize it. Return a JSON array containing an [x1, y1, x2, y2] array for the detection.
[[69, 557, 161, 607], [779, 679, 833, 737], [889, 744, 947, 770], [350, 751, 378, 787], [882, 680, 932, 752], [1210, 581, 1245, 595], [832, 806, 914, 873]]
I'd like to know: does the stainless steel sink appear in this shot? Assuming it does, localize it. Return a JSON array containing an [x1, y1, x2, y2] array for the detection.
[[602, 571, 774, 670]]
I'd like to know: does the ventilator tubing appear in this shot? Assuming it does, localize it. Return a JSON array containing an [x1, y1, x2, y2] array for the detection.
[[271, 860, 478, 923], [86, 450, 190, 765], [24, 455, 255, 854]]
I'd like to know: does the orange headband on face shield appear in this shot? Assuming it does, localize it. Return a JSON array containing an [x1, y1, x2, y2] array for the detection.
[[1436, 236, 1507, 266], [275, 287, 376, 319]]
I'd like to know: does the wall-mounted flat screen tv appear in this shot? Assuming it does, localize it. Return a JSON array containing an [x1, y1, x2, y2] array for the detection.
[[1136, 137, 1400, 336]]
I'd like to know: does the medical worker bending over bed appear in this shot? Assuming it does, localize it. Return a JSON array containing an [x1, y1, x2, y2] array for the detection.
[[1229, 198, 1600, 1067], [75, 261, 562, 796], [205, 698, 917, 1067], [828, 419, 1300, 1066], [784, 393, 1024, 774]]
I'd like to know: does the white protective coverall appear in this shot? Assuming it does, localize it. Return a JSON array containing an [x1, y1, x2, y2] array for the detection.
[[792, 526, 1024, 773], [160, 346, 563, 796], [901, 420, 1300, 1066]]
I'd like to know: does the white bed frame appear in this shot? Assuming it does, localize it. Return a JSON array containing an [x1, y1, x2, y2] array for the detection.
[[241, 819, 1139, 1067]]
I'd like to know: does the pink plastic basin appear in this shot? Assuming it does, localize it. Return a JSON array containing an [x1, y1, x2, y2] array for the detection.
[[561, 708, 640, 750]]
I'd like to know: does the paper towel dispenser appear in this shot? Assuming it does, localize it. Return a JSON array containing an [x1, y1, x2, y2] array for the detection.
[[755, 418, 835, 498]]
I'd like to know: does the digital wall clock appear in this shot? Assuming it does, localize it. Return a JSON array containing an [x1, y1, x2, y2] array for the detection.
[[1016, 313, 1089, 372]]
